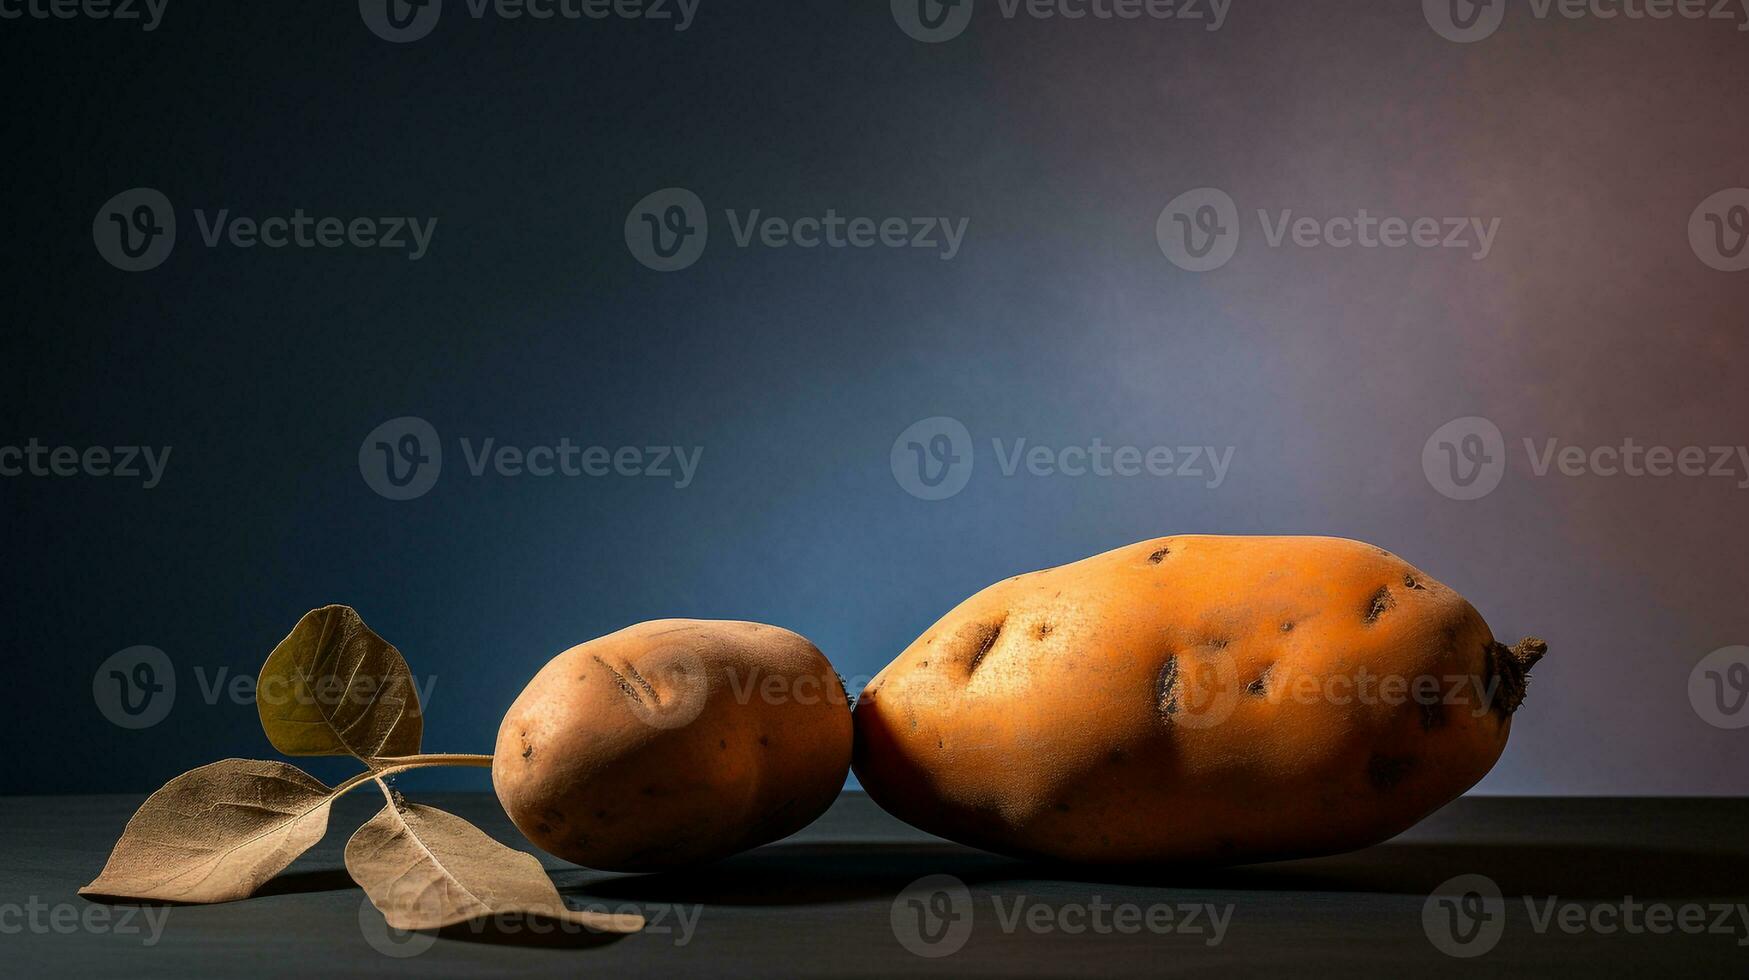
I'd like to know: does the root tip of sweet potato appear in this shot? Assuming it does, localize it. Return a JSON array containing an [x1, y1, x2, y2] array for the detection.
[[1492, 637, 1549, 716]]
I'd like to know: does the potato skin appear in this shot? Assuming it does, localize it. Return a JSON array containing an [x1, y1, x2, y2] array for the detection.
[[495, 620, 851, 872], [853, 535, 1545, 865]]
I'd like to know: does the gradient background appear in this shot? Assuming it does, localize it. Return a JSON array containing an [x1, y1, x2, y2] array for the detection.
[[3, 0, 1746, 795]]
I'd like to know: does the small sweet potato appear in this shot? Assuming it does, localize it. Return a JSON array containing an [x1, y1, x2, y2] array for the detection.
[[495, 620, 851, 872]]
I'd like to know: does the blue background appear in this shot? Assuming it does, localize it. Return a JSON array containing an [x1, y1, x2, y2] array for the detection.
[[4, 0, 1747, 794]]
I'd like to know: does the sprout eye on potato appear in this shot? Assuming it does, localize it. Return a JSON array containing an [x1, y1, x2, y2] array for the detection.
[[494, 620, 852, 872], [852, 535, 1547, 866]]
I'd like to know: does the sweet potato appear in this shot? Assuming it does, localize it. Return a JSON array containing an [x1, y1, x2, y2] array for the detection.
[[852, 535, 1546, 865], [495, 620, 852, 872]]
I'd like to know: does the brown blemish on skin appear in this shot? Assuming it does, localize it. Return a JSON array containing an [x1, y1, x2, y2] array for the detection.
[[1420, 700, 1446, 731], [1036, 623, 1054, 639], [1403, 574, 1426, 591], [1247, 664, 1274, 696], [1155, 656, 1181, 720], [719, 738, 728, 749], [1363, 586, 1395, 624], [1147, 546, 1171, 565], [622, 664, 661, 705], [1368, 753, 1415, 790], [535, 822, 552, 834], [758, 735, 770, 747], [592, 655, 645, 705], [543, 808, 565, 825], [1280, 622, 1295, 633], [967, 621, 1005, 675]]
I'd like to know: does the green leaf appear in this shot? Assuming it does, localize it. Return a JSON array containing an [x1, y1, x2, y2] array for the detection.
[[257, 605, 423, 762]]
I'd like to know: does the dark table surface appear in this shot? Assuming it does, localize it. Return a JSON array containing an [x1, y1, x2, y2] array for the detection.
[[5, 791, 1746, 977]]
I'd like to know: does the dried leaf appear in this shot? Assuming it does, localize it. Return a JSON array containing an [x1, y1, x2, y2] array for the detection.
[[80, 759, 337, 903], [345, 789, 644, 935], [258, 605, 423, 762]]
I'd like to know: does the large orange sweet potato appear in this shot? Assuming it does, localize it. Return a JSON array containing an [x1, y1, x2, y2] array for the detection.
[[853, 535, 1545, 864]]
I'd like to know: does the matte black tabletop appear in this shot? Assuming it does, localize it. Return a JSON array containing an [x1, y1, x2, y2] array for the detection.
[[7, 791, 1745, 977]]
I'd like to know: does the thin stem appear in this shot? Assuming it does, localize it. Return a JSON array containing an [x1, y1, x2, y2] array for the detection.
[[331, 753, 494, 798], [373, 754, 494, 769]]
